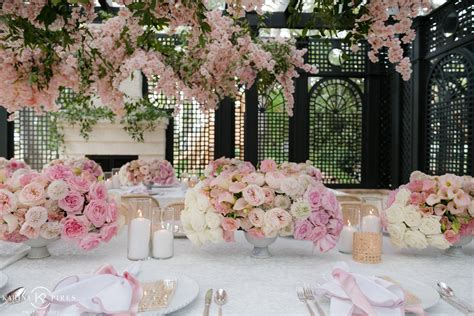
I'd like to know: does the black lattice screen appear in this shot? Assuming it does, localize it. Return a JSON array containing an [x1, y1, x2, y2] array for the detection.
[[14, 109, 58, 170], [308, 77, 363, 184], [400, 78, 414, 182], [425, 51, 473, 175], [257, 84, 289, 163], [308, 40, 367, 74], [235, 88, 246, 160]]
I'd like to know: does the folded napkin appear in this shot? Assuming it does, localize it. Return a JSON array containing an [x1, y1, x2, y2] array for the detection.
[[34, 262, 143, 316], [0, 242, 29, 270], [315, 263, 426, 316], [123, 184, 149, 194]]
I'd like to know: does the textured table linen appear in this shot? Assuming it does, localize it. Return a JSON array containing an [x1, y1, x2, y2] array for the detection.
[[109, 186, 186, 208], [1, 231, 472, 316]]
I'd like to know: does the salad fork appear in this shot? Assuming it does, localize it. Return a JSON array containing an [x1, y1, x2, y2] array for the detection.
[[303, 286, 326, 316], [297, 290, 315, 316]]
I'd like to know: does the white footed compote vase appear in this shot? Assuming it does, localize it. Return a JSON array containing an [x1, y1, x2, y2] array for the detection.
[[24, 237, 54, 259], [444, 236, 473, 257], [244, 233, 277, 259]]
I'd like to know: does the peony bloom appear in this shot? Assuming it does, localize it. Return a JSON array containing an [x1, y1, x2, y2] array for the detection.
[[58, 191, 85, 214]]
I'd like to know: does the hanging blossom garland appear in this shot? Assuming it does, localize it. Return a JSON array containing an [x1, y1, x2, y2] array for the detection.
[[352, 0, 431, 80], [0, 0, 316, 117]]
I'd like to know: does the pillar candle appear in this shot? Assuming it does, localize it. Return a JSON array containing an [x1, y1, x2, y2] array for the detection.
[[128, 216, 151, 260], [361, 214, 381, 233], [112, 175, 121, 189], [152, 229, 174, 259], [338, 224, 356, 253]]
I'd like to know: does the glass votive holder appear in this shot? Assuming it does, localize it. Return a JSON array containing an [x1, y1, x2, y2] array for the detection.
[[111, 168, 121, 189], [127, 198, 152, 260], [104, 171, 113, 190], [338, 203, 361, 254], [352, 232, 382, 264], [152, 207, 175, 259], [360, 202, 382, 233]]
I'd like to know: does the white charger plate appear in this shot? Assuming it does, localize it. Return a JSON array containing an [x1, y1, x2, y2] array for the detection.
[[140, 274, 199, 315], [0, 271, 8, 289], [393, 276, 439, 310]]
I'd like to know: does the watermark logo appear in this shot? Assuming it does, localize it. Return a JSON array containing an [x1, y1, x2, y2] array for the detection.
[[0, 287, 76, 310], [30, 287, 52, 309]]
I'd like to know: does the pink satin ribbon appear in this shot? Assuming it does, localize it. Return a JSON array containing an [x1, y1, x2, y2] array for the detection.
[[332, 268, 427, 316]]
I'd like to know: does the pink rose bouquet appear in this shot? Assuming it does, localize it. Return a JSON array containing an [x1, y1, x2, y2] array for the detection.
[[45, 157, 104, 182], [118, 159, 177, 186], [0, 158, 30, 186], [181, 158, 342, 252], [384, 171, 474, 249], [0, 164, 120, 251]]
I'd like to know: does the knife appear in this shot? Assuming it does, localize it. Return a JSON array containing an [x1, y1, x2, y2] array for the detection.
[[203, 289, 213, 316]]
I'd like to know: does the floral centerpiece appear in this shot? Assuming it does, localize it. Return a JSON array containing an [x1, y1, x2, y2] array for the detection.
[[45, 157, 104, 182], [119, 159, 177, 186], [384, 171, 474, 249], [0, 163, 120, 255], [181, 158, 343, 253], [0, 158, 29, 186]]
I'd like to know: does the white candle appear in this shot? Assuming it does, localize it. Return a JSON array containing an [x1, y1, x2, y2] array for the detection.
[[128, 212, 151, 260], [152, 229, 174, 259], [112, 175, 121, 189], [105, 179, 112, 190], [361, 214, 381, 233], [338, 224, 356, 253]]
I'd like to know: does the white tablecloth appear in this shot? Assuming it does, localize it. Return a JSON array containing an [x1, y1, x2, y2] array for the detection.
[[1, 231, 472, 316], [110, 186, 186, 207]]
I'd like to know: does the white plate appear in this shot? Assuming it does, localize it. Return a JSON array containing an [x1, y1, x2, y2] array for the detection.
[[393, 276, 439, 310], [152, 184, 179, 188], [0, 271, 8, 289], [140, 274, 199, 315]]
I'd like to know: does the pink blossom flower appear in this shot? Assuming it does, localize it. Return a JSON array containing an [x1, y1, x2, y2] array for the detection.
[[84, 200, 109, 228], [78, 234, 101, 251], [444, 229, 460, 245], [260, 159, 277, 173], [58, 191, 85, 214], [453, 189, 470, 208], [222, 217, 240, 232], [100, 223, 118, 242], [61, 216, 89, 240], [242, 184, 266, 206], [409, 192, 425, 206]]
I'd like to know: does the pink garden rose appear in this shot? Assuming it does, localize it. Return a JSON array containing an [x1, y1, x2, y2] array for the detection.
[[24, 206, 48, 228], [88, 182, 107, 201], [316, 234, 338, 253], [44, 165, 74, 181], [19, 223, 40, 239], [19, 172, 41, 187], [222, 217, 240, 232], [309, 210, 330, 226], [78, 234, 101, 250], [61, 216, 89, 240], [84, 200, 109, 227], [242, 184, 266, 206], [304, 186, 323, 210], [294, 220, 312, 239], [444, 229, 460, 244], [247, 227, 265, 238], [248, 208, 265, 227], [260, 159, 277, 173], [264, 208, 292, 230], [58, 191, 85, 214], [100, 224, 118, 242], [106, 202, 119, 223], [242, 172, 265, 186], [0, 189, 16, 214], [264, 171, 285, 190], [2, 230, 28, 243], [67, 176, 91, 194], [223, 230, 235, 242], [19, 182, 46, 206]]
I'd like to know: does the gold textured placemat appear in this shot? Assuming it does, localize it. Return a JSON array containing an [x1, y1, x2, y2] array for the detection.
[[378, 276, 422, 306], [139, 279, 177, 312]]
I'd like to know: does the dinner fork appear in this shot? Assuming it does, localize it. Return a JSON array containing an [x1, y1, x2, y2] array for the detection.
[[297, 290, 315, 316], [303, 286, 326, 316]]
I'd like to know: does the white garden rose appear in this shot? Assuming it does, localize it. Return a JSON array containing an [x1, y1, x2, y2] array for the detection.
[[280, 177, 304, 198], [206, 228, 224, 243], [186, 231, 202, 246], [385, 205, 404, 224], [427, 234, 451, 249], [40, 222, 61, 239], [273, 195, 291, 209], [197, 231, 210, 245], [196, 192, 211, 211], [205, 211, 222, 229], [189, 210, 207, 232], [387, 223, 406, 244], [403, 206, 422, 227], [404, 230, 428, 249], [395, 188, 411, 205], [184, 187, 199, 208], [409, 171, 432, 182], [279, 224, 294, 237], [418, 216, 442, 235], [390, 236, 407, 248], [262, 225, 278, 238], [47, 180, 69, 200], [290, 199, 311, 219]]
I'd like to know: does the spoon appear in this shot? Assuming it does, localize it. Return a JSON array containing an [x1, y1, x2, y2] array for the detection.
[[0, 287, 26, 307], [214, 289, 228, 316], [437, 282, 474, 314]]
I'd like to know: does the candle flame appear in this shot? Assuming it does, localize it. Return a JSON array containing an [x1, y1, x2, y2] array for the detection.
[[347, 220, 352, 226], [138, 209, 143, 217]]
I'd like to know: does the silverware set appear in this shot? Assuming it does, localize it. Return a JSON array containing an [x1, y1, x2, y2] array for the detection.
[[0, 287, 26, 308], [203, 288, 228, 316], [297, 286, 325, 316], [437, 282, 474, 315]]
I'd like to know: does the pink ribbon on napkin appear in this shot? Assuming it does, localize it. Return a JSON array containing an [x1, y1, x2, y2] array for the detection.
[[332, 268, 427, 316]]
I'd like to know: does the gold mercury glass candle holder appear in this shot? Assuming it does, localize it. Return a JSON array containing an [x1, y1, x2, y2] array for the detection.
[[352, 232, 383, 264]]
